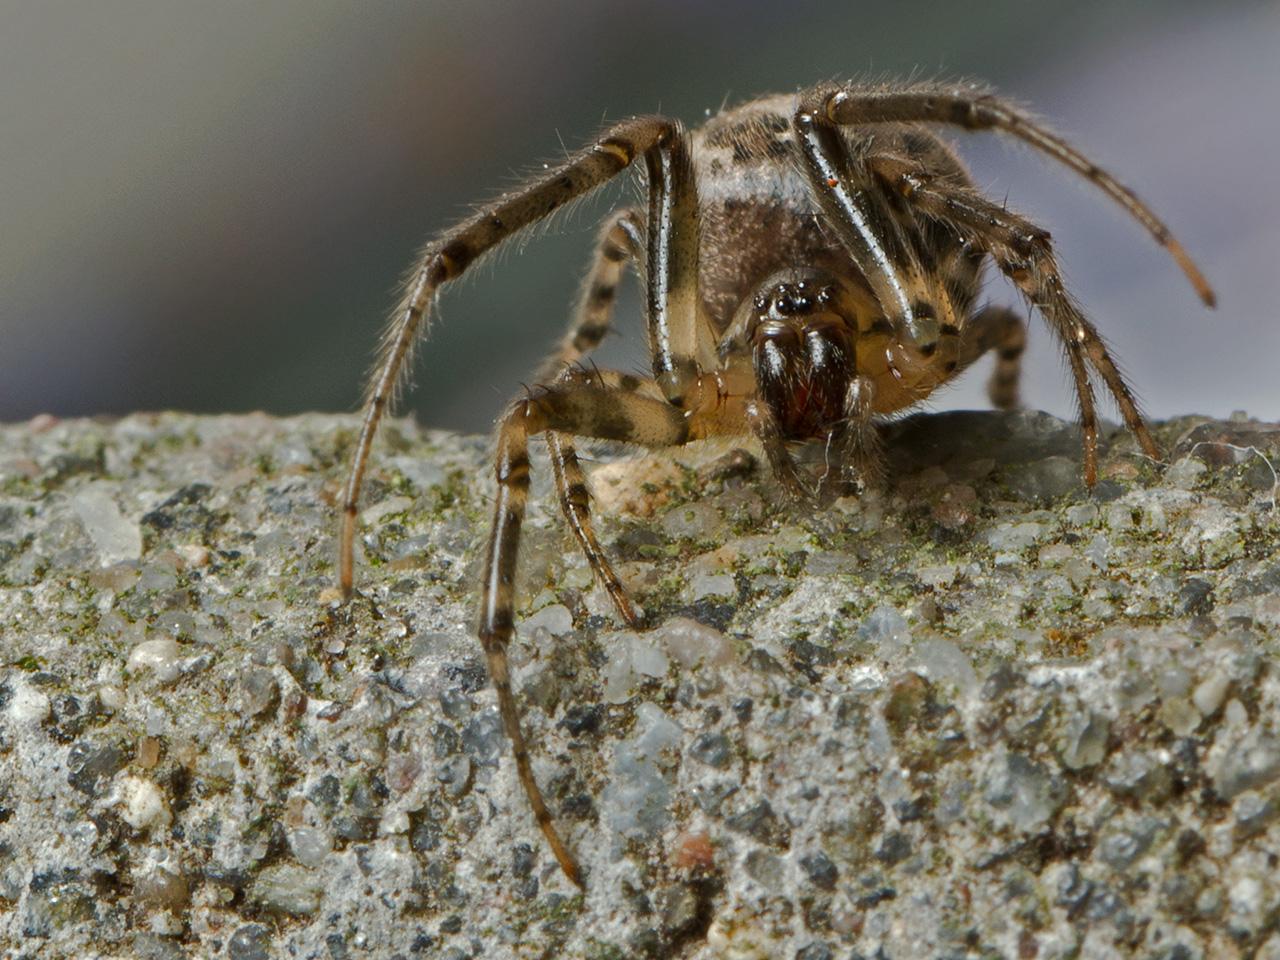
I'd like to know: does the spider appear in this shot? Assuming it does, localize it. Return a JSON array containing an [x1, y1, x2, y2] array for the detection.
[[335, 80, 1213, 887]]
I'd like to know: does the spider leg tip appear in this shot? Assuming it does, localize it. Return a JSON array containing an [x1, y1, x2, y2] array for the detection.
[[545, 832, 586, 888], [565, 862, 586, 890]]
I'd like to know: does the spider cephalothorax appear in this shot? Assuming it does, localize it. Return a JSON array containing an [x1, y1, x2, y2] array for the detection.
[[335, 80, 1213, 886]]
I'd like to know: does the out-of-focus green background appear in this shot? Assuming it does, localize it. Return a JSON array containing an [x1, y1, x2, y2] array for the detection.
[[3, 1, 1276, 432]]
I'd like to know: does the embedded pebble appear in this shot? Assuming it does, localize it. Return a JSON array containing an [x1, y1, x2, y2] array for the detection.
[[240, 669, 280, 717], [176, 543, 210, 568], [251, 865, 325, 916], [652, 616, 733, 669], [460, 711, 503, 765], [800, 851, 838, 890], [985, 752, 1064, 832], [1158, 696, 1200, 736], [604, 633, 670, 703], [520, 603, 574, 637], [1037, 543, 1073, 566], [1155, 663, 1191, 698], [688, 571, 736, 601], [910, 638, 977, 699], [1165, 456, 1208, 488], [384, 455, 446, 493], [1006, 455, 1082, 503], [288, 827, 331, 868], [857, 605, 911, 660], [688, 732, 732, 769], [631, 638, 669, 678], [1193, 669, 1231, 717], [1065, 502, 1099, 526], [1211, 731, 1280, 799], [725, 799, 789, 848], [6, 681, 51, 725], [1060, 711, 1109, 770], [602, 703, 681, 839], [744, 850, 785, 887], [127, 638, 183, 683], [71, 484, 142, 564], [134, 865, 190, 911], [359, 495, 413, 525], [984, 521, 1047, 552], [915, 564, 957, 589], [118, 776, 172, 831], [661, 500, 722, 540], [1104, 502, 1135, 531], [67, 739, 129, 795]]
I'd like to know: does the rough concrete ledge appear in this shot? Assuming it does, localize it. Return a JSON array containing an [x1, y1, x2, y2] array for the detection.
[[1, 410, 1279, 959]]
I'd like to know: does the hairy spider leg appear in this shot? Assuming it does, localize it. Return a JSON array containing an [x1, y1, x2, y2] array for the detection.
[[870, 155, 1161, 484], [546, 431, 637, 624], [338, 116, 679, 598], [546, 371, 666, 629], [536, 213, 648, 628], [642, 127, 720, 403], [813, 81, 1216, 308], [535, 131, 722, 632], [790, 107, 954, 493], [953, 305, 1028, 411], [535, 211, 676, 628], [535, 210, 643, 382], [480, 121, 725, 886], [483, 381, 690, 887]]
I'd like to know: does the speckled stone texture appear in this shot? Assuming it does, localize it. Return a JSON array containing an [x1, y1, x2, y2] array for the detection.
[[1, 410, 1279, 959]]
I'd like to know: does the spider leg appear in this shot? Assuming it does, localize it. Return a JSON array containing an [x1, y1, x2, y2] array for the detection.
[[547, 432, 640, 627], [789, 104, 944, 490], [536, 133, 714, 624], [955, 305, 1027, 411], [535, 209, 643, 382], [642, 128, 720, 403], [790, 104, 926, 349], [451, 119, 709, 887], [807, 81, 1215, 307], [338, 115, 680, 597], [481, 378, 695, 887], [534, 212, 649, 627], [871, 155, 1155, 484], [546, 370, 664, 628]]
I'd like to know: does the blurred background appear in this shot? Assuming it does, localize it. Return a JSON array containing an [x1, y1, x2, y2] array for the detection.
[[2, 0, 1277, 433]]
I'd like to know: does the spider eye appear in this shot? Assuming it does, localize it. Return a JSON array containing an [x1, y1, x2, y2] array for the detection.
[[758, 281, 819, 319]]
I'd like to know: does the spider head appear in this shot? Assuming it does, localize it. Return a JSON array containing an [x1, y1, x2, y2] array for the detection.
[[747, 274, 859, 440]]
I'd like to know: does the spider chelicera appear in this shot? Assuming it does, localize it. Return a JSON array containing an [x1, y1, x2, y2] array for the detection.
[[335, 79, 1213, 886]]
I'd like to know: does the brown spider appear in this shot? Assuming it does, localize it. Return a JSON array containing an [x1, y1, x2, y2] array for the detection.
[[335, 80, 1213, 886]]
